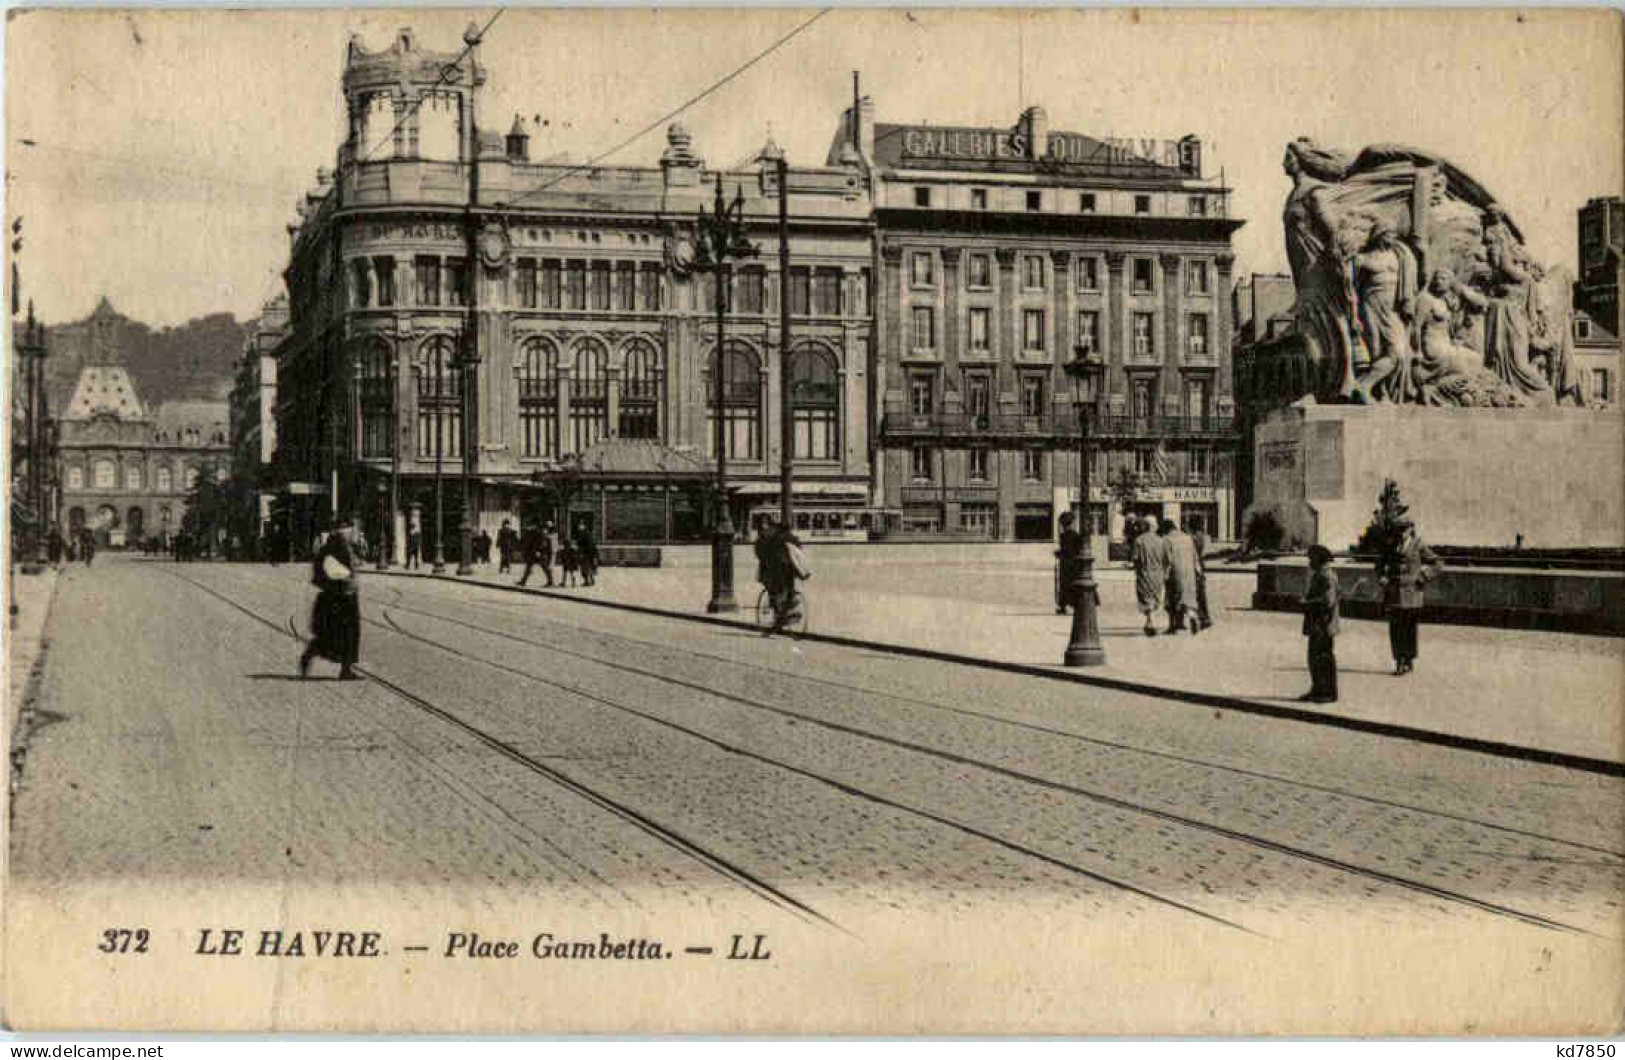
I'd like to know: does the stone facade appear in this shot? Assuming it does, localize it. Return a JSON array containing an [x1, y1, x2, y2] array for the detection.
[[228, 296, 287, 548], [58, 364, 229, 548], [854, 102, 1244, 542], [274, 29, 874, 555]]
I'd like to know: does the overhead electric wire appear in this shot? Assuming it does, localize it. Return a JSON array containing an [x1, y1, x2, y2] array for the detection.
[[496, 9, 832, 213]]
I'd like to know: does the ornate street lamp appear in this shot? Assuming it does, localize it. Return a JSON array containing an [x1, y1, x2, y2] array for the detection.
[[1062, 350, 1106, 667], [693, 174, 758, 613]]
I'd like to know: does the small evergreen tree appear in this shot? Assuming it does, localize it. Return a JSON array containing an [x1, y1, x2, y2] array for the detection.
[[1354, 478, 1408, 556]]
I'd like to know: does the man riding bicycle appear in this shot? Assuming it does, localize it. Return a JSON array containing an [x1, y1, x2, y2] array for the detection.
[[754, 518, 808, 636]]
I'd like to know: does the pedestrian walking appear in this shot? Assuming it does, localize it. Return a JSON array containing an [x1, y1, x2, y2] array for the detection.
[[517, 522, 554, 587], [1188, 520, 1213, 630], [755, 518, 809, 637], [1131, 520, 1170, 636], [300, 517, 362, 681], [405, 527, 422, 570], [80, 529, 96, 566], [1300, 544, 1340, 703], [46, 529, 64, 566], [1055, 512, 1082, 615], [1377, 517, 1441, 676], [574, 526, 599, 587], [1160, 518, 1202, 635], [496, 519, 518, 574]]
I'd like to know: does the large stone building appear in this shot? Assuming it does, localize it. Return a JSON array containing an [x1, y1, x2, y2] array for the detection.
[[1576, 195, 1622, 338], [855, 102, 1244, 541], [57, 327, 230, 548], [273, 28, 876, 556], [227, 295, 288, 550]]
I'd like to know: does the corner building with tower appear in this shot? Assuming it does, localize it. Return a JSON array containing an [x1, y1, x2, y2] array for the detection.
[[851, 102, 1244, 542], [273, 28, 875, 556]]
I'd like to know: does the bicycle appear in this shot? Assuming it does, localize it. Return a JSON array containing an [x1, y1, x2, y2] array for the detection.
[[754, 584, 809, 636]]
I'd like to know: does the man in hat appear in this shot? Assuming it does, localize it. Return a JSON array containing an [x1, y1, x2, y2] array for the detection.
[[1300, 545, 1340, 703], [1377, 516, 1441, 675], [1131, 517, 1170, 636], [1054, 512, 1082, 615]]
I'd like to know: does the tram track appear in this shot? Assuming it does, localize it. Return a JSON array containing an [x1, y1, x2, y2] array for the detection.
[[187, 564, 1616, 937], [162, 566, 844, 932]]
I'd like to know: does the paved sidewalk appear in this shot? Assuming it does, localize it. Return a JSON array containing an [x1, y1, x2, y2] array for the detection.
[[7, 564, 60, 753], [380, 544, 1621, 767]]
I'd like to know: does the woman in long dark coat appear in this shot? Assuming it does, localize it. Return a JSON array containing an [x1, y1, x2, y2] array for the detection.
[[300, 518, 362, 680]]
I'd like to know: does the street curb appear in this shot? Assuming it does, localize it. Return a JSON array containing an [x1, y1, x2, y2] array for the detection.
[[370, 568, 1625, 778]]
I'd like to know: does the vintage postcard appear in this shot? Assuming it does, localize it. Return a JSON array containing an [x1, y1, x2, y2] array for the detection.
[[3, 5, 1622, 1035]]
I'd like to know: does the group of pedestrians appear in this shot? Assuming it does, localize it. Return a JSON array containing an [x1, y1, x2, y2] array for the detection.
[[513, 519, 599, 589], [1127, 516, 1211, 637]]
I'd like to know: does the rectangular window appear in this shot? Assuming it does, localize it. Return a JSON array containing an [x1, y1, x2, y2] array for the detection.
[[616, 263, 636, 311], [1133, 313, 1156, 357], [968, 308, 991, 352], [1021, 374, 1046, 418], [414, 256, 441, 306], [1184, 378, 1210, 420], [911, 252, 935, 288], [516, 259, 538, 309], [914, 186, 933, 208], [1135, 448, 1154, 475], [1187, 195, 1208, 217], [1132, 258, 1154, 294], [789, 267, 811, 316], [813, 269, 842, 316], [374, 256, 395, 307], [968, 448, 990, 482], [1134, 194, 1151, 215], [913, 306, 936, 350], [737, 268, 765, 314], [967, 253, 991, 289], [1023, 255, 1045, 291], [1021, 449, 1044, 481], [1188, 313, 1210, 357], [590, 262, 611, 311], [1023, 308, 1046, 352], [639, 264, 662, 311], [1186, 260, 1210, 296], [1026, 190, 1042, 212], [351, 260, 371, 308], [911, 446, 933, 482], [1190, 446, 1211, 481], [909, 372, 935, 416], [446, 259, 468, 307], [1077, 257, 1100, 292], [971, 188, 988, 210], [1080, 193, 1097, 213], [1593, 368, 1611, 402], [565, 260, 586, 310], [542, 260, 562, 309], [965, 372, 991, 420], [960, 502, 996, 535], [1076, 310, 1100, 355]]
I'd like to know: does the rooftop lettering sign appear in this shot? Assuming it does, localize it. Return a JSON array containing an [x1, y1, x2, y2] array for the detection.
[[899, 128, 1201, 175]]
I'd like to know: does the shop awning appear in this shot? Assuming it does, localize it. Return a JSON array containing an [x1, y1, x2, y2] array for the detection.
[[731, 481, 868, 498]]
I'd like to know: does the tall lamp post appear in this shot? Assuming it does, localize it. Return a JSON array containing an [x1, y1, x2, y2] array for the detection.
[[693, 175, 758, 613], [455, 19, 484, 578], [17, 302, 49, 566], [757, 138, 794, 530], [1062, 352, 1106, 667]]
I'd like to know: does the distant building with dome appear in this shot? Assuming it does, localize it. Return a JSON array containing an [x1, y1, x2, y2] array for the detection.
[[57, 298, 230, 547]]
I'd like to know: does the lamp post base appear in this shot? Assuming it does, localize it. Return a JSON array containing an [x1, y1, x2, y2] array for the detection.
[[1063, 555, 1107, 667], [706, 521, 738, 613]]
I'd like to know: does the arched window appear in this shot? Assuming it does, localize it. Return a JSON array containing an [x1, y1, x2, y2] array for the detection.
[[156, 466, 172, 493], [356, 339, 393, 459], [706, 341, 762, 461], [570, 339, 609, 453], [184, 466, 199, 490], [124, 465, 142, 491], [415, 336, 462, 460], [358, 92, 397, 160], [93, 459, 115, 490], [127, 507, 144, 541], [788, 345, 840, 461], [67, 466, 84, 490], [517, 338, 558, 458], [619, 340, 663, 441]]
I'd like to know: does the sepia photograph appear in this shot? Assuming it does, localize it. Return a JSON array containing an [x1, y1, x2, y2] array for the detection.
[[3, 5, 1622, 1035]]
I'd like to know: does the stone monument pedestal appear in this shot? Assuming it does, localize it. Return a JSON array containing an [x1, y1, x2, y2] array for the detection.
[[1248, 401, 1625, 550]]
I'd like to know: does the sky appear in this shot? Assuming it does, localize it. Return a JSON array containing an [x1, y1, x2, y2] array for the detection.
[[5, 7, 1620, 328]]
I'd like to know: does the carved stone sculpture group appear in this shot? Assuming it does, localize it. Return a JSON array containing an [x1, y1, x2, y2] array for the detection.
[[1282, 138, 1589, 408]]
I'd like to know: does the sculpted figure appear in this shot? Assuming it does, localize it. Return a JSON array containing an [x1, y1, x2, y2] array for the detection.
[[1281, 139, 1359, 400], [1480, 206, 1553, 405], [1411, 269, 1523, 406], [1351, 219, 1418, 401]]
